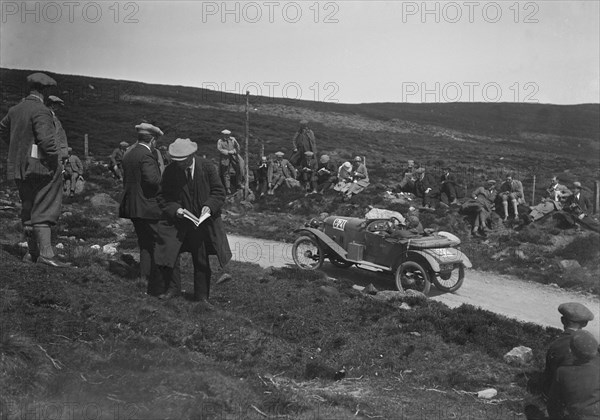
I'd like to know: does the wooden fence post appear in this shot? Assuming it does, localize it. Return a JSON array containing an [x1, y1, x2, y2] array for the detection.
[[594, 180, 599, 214], [531, 175, 536, 205]]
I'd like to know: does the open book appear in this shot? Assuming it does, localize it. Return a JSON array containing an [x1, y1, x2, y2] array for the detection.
[[181, 208, 210, 227]]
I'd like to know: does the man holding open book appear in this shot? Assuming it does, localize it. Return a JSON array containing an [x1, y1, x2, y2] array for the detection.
[[155, 138, 232, 304]]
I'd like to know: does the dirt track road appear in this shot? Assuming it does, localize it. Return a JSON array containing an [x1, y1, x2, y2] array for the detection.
[[228, 234, 600, 340]]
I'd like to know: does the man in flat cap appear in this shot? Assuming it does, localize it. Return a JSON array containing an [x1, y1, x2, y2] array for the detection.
[[47, 95, 69, 160], [346, 156, 370, 199], [560, 181, 600, 232], [414, 166, 438, 208], [0, 72, 68, 267], [62, 147, 84, 198], [110, 141, 129, 181], [547, 330, 599, 420], [216, 129, 241, 195], [499, 173, 525, 221], [440, 166, 459, 205], [300, 151, 318, 194], [267, 151, 297, 195], [290, 120, 317, 167], [119, 123, 164, 294], [542, 302, 595, 398], [154, 138, 232, 304], [316, 154, 337, 194]]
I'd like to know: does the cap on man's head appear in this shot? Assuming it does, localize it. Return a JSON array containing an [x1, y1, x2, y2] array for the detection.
[[487, 179, 497, 185], [415, 167, 425, 174], [299, 120, 309, 126], [343, 161, 352, 169], [354, 156, 362, 162], [570, 330, 599, 361], [135, 123, 163, 137], [407, 160, 415, 166], [27, 72, 56, 87], [275, 151, 285, 157], [48, 95, 64, 105], [558, 302, 594, 323], [320, 154, 330, 163], [221, 129, 231, 135], [67, 147, 73, 152], [119, 141, 129, 148], [169, 138, 198, 161], [573, 181, 582, 189], [304, 151, 314, 157]]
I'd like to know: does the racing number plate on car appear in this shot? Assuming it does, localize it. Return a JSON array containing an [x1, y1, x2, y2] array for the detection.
[[332, 218, 348, 231]]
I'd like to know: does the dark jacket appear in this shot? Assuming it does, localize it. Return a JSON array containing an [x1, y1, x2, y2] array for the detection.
[[547, 355, 600, 420], [0, 94, 58, 181], [155, 156, 232, 268], [543, 330, 576, 397], [566, 192, 592, 215], [414, 172, 438, 197], [64, 154, 84, 174], [119, 143, 162, 220]]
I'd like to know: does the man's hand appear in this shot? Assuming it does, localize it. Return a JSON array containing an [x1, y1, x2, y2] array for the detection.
[[229, 150, 235, 155], [579, 213, 586, 220], [176, 208, 185, 218], [425, 188, 432, 194], [201, 206, 211, 216]]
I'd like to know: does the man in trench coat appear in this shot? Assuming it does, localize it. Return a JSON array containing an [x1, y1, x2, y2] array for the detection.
[[154, 138, 232, 303]]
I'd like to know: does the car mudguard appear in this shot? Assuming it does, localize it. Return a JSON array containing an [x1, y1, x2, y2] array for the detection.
[[294, 228, 349, 260], [407, 248, 472, 272]]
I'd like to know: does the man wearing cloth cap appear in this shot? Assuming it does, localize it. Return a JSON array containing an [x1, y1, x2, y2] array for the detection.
[[0, 73, 69, 267], [62, 147, 84, 198], [499, 173, 525, 221], [542, 302, 595, 398], [440, 166, 458, 205], [547, 330, 599, 419], [47, 95, 69, 160], [110, 141, 129, 181], [119, 123, 165, 295], [414, 166, 439, 208], [216, 129, 241, 195], [316, 154, 337, 194], [461, 180, 497, 236], [267, 151, 296, 195], [300, 151, 318, 194], [290, 120, 317, 167], [154, 138, 231, 303]]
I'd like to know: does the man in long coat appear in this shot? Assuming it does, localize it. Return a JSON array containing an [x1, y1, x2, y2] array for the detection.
[[155, 138, 232, 303], [290, 120, 317, 166], [0, 73, 67, 267], [119, 123, 164, 295]]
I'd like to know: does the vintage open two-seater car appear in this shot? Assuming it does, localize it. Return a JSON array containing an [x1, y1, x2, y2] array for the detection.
[[292, 215, 472, 295]]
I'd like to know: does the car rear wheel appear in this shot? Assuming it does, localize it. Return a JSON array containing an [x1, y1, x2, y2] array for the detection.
[[292, 236, 324, 270], [395, 261, 431, 295], [329, 256, 353, 268], [432, 265, 464, 293]]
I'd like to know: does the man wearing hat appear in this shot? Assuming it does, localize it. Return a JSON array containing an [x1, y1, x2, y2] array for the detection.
[[398, 160, 417, 193], [542, 302, 595, 398], [334, 161, 353, 193], [254, 155, 270, 198], [154, 138, 232, 303], [267, 151, 296, 195], [47, 95, 69, 160], [440, 166, 458, 205], [62, 147, 84, 198], [216, 129, 241, 195], [119, 123, 164, 294], [316, 154, 337, 194], [0, 73, 68, 267], [290, 120, 317, 167], [110, 141, 129, 181], [461, 180, 498, 236], [547, 330, 599, 419], [300, 151, 319, 194], [561, 182, 599, 232], [414, 166, 438, 208]]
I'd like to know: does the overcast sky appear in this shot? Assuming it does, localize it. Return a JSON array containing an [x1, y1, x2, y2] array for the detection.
[[1, 0, 598, 104]]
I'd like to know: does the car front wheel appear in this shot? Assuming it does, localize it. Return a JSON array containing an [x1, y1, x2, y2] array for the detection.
[[431, 265, 464, 293], [395, 261, 431, 295], [292, 236, 324, 270]]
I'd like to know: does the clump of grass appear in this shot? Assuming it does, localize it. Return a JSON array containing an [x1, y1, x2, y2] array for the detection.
[[514, 226, 553, 245], [59, 213, 114, 240], [555, 234, 600, 267]]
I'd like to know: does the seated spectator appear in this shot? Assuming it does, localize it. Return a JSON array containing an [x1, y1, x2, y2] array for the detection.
[[560, 181, 599, 232], [414, 167, 438, 208], [110, 141, 129, 181], [334, 161, 353, 194], [461, 180, 497, 236], [345, 156, 370, 199], [300, 151, 318, 194], [498, 174, 525, 221], [547, 330, 599, 420], [440, 166, 458, 205], [398, 159, 417, 194], [267, 151, 297, 195], [316, 154, 337, 194], [528, 176, 572, 222], [254, 156, 269, 198], [62, 147, 84, 198]]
